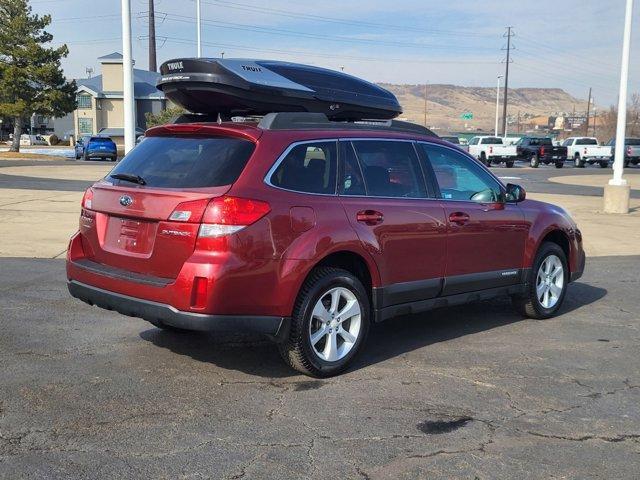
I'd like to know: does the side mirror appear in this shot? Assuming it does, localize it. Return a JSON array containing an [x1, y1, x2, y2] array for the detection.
[[505, 183, 526, 203]]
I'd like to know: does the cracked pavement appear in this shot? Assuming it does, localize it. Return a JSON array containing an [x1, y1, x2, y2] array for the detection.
[[1, 255, 639, 479]]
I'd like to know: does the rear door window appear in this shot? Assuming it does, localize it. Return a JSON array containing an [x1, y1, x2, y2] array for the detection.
[[351, 140, 426, 198], [109, 136, 255, 188], [270, 141, 337, 194]]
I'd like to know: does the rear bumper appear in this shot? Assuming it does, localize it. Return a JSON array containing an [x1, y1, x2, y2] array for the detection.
[[85, 151, 116, 158], [68, 280, 290, 337]]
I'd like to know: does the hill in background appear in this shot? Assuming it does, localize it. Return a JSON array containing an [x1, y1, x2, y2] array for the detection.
[[380, 84, 590, 133]]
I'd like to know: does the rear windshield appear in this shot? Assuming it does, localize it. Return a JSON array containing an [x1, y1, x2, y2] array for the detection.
[[482, 137, 503, 145], [627, 138, 640, 146], [576, 138, 598, 145], [109, 136, 255, 188], [90, 137, 113, 143]]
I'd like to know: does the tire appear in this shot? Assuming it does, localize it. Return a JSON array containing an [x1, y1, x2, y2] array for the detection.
[[83, 152, 90, 161], [480, 153, 490, 167], [555, 161, 564, 168], [574, 154, 585, 168], [279, 267, 370, 377], [110, 156, 117, 162], [623, 160, 630, 168], [599, 160, 609, 168], [529, 155, 539, 168], [512, 242, 569, 319], [505, 160, 514, 168]]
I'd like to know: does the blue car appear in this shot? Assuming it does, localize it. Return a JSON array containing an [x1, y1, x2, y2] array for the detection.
[[75, 136, 117, 161]]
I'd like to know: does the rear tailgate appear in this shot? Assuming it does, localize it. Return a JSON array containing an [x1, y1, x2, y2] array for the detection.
[[490, 145, 517, 157], [584, 145, 611, 157], [79, 133, 256, 280], [547, 146, 567, 157]]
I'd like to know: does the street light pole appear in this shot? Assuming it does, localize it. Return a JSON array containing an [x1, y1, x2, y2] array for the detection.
[[121, 0, 135, 154], [196, 0, 202, 57], [495, 75, 503, 137], [603, 0, 633, 214]]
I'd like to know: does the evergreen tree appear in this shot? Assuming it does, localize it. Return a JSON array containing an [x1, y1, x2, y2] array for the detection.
[[0, 0, 76, 152]]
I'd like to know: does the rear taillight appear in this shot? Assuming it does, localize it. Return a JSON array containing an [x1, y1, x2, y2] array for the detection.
[[82, 188, 94, 209], [540, 146, 545, 156], [168, 198, 210, 223], [489, 146, 493, 154], [198, 196, 270, 240], [627, 146, 632, 155], [584, 148, 588, 155]]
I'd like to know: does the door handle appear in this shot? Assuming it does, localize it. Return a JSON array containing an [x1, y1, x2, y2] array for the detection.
[[356, 210, 384, 225], [449, 212, 470, 225]]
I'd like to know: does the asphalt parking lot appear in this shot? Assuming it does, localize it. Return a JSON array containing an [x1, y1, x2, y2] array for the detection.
[[1, 159, 640, 479]]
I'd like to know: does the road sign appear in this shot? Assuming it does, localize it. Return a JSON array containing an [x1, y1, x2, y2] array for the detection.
[[460, 112, 473, 120]]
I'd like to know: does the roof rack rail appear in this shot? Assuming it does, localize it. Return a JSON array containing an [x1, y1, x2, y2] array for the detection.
[[257, 112, 437, 137]]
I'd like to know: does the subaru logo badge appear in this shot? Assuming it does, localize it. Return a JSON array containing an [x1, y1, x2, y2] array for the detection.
[[119, 195, 133, 207]]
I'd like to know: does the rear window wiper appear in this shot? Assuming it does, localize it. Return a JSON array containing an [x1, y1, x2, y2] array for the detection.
[[110, 173, 147, 185]]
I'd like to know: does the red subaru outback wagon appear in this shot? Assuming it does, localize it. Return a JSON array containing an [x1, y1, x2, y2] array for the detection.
[[67, 113, 585, 377]]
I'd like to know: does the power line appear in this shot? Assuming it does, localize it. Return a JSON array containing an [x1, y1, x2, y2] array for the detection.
[[139, 34, 498, 66], [154, 11, 497, 51], [194, 0, 496, 38]]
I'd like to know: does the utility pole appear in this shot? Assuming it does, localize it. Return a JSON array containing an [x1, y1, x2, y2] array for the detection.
[[423, 83, 428, 127], [517, 110, 521, 133], [584, 87, 592, 136], [121, 0, 135, 154], [501, 27, 514, 137], [148, 0, 157, 71], [604, 0, 634, 214], [494, 75, 502, 136], [196, 0, 202, 57]]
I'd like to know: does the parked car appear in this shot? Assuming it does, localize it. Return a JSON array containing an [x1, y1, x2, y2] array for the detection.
[[75, 135, 117, 161], [516, 136, 568, 168], [606, 137, 640, 167], [468, 136, 518, 167], [19, 134, 48, 146], [440, 135, 469, 152], [562, 137, 611, 168], [67, 114, 585, 377]]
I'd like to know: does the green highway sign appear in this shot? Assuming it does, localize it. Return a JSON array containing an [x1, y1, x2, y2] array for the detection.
[[460, 112, 474, 120]]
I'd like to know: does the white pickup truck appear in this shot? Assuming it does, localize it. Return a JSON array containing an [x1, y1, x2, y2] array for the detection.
[[468, 136, 518, 167], [562, 137, 612, 168]]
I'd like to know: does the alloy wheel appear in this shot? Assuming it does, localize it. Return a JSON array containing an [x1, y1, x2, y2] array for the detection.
[[308, 287, 362, 362], [536, 254, 564, 309]]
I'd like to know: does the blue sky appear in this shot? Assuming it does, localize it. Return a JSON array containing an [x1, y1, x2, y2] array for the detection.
[[32, 0, 639, 105]]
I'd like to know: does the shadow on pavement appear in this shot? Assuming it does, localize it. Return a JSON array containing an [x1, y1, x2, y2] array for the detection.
[[139, 282, 607, 378]]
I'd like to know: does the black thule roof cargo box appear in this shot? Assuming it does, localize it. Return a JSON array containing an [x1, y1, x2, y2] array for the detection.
[[157, 58, 402, 121]]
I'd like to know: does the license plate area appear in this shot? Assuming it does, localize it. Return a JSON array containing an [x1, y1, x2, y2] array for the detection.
[[103, 216, 158, 257]]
